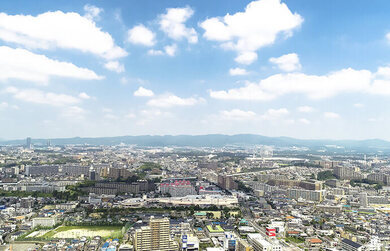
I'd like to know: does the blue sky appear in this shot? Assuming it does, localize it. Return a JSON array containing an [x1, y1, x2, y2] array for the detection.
[[1, 0, 390, 140]]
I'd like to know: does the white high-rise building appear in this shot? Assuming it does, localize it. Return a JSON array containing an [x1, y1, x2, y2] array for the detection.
[[360, 193, 368, 207], [134, 216, 176, 251]]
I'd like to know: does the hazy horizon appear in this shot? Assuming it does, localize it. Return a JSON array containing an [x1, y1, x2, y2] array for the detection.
[[1, 133, 389, 143]]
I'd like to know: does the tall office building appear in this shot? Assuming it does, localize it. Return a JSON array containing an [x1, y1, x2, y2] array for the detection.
[[26, 137, 32, 149], [134, 216, 176, 251]]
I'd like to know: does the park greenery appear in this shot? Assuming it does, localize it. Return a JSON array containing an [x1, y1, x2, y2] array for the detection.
[[317, 170, 336, 180]]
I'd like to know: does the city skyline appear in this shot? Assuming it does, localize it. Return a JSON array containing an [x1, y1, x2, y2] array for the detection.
[[2, 0, 390, 140]]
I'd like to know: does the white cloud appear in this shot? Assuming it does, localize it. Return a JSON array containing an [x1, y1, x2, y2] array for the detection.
[[229, 67, 249, 76], [386, 33, 390, 43], [210, 67, 390, 101], [164, 44, 177, 57], [78, 92, 90, 100], [147, 49, 165, 56], [269, 53, 301, 72], [209, 82, 275, 101], [127, 24, 156, 46], [261, 108, 289, 120], [0, 10, 127, 60], [235, 52, 258, 65], [147, 94, 204, 108], [297, 106, 314, 113], [104, 61, 125, 73], [200, 0, 303, 64], [5, 87, 80, 106], [323, 112, 340, 119], [147, 44, 177, 57], [134, 87, 154, 97], [84, 4, 103, 21], [0, 46, 102, 83], [298, 118, 310, 124], [61, 106, 86, 119], [220, 109, 256, 120], [159, 7, 198, 43]]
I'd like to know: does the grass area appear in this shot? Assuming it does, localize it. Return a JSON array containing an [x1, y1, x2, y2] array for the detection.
[[285, 236, 304, 244], [41, 225, 123, 240], [199, 242, 214, 251]]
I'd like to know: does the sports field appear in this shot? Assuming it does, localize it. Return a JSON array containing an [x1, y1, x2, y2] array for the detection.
[[42, 226, 123, 239]]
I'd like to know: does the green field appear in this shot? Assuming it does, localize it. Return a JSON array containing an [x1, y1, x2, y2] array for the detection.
[[41, 226, 123, 240]]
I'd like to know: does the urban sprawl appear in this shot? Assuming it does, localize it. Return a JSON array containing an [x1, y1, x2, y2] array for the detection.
[[0, 139, 389, 251]]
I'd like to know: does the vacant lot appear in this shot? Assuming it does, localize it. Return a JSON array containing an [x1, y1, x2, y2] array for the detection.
[[42, 226, 123, 239]]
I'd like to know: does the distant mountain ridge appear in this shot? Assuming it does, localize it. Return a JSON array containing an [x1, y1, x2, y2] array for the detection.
[[1, 134, 390, 152]]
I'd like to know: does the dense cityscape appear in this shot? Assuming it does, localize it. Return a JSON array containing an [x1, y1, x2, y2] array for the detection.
[[0, 138, 388, 250]]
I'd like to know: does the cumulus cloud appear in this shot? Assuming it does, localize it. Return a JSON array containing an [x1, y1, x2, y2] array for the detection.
[[0, 10, 127, 60], [127, 24, 156, 46], [200, 0, 303, 64], [297, 106, 314, 113], [5, 87, 80, 106], [78, 92, 91, 100], [210, 67, 390, 101], [0, 46, 102, 84], [134, 87, 154, 97], [323, 112, 340, 119], [164, 44, 177, 56], [269, 53, 301, 72], [229, 68, 249, 76], [147, 49, 165, 56], [83, 4, 103, 21], [147, 44, 177, 57], [209, 82, 275, 101], [159, 7, 198, 43], [147, 94, 204, 108], [235, 52, 258, 65], [104, 61, 125, 73], [220, 109, 256, 120]]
